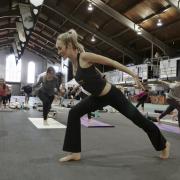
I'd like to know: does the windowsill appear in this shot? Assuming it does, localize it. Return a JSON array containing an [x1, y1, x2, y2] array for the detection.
[[6, 82, 21, 84]]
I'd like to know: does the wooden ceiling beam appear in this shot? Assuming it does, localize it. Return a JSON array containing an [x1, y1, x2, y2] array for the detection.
[[91, 0, 176, 56], [165, 0, 180, 12], [43, 3, 141, 62]]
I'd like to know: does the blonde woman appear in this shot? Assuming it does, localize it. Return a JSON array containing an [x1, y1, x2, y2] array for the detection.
[[56, 29, 170, 162]]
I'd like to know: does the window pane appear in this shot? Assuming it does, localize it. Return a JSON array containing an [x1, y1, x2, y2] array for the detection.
[[53, 65, 59, 73], [5, 55, 21, 82], [27, 61, 35, 83]]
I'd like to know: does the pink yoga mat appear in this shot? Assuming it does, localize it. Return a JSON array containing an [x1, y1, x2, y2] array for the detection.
[[81, 116, 114, 128]]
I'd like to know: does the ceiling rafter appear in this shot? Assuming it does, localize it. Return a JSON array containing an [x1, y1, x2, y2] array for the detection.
[[120, 0, 144, 13], [0, 41, 13, 46], [151, 18, 180, 34], [0, 36, 14, 41], [28, 41, 59, 60], [43, 4, 141, 61], [137, 5, 171, 25], [0, 23, 16, 31], [57, 0, 85, 30], [0, 44, 11, 50], [90, 0, 176, 56], [30, 36, 54, 50], [26, 46, 58, 63], [127, 17, 180, 47], [111, 28, 130, 39], [0, 9, 20, 19], [32, 31, 55, 46], [28, 39, 57, 57], [165, 0, 180, 12], [36, 18, 109, 57], [87, 29, 130, 52], [37, 19, 59, 37]]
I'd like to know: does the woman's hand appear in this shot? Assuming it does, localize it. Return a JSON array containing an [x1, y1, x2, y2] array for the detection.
[[134, 76, 145, 90], [54, 95, 59, 102]]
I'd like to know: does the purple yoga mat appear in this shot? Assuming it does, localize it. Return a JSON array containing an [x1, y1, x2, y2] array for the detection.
[[155, 122, 180, 134], [81, 116, 114, 128]]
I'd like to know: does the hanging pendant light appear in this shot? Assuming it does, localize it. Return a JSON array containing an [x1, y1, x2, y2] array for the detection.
[[157, 19, 163, 26], [87, 2, 94, 12], [30, 0, 44, 7]]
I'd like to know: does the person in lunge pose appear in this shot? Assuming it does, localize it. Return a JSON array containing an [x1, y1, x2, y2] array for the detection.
[[156, 80, 180, 127], [136, 89, 149, 112], [33, 67, 59, 125], [56, 29, 170, 162]]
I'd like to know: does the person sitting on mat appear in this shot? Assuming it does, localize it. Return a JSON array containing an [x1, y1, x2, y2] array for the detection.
[[33, 67, 59, 125], [156, 80, 180, 127], [56, 29, 170, 162]]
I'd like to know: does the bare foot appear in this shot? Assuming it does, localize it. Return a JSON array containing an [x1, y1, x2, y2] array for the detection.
[[59, 153, 81, 162], [160, 142, 170, 159], [43, 120, 49, 126], [156, 117, 160, 124]]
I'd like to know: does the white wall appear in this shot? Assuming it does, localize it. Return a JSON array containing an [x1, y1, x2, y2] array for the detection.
[[0, 48, 48, 95]]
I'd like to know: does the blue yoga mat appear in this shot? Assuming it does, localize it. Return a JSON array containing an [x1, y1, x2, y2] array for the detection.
[[155, 122, 180, 134]]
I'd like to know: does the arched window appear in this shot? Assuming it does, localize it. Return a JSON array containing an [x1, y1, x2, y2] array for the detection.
[[27, 61, 35, 83], [5, 54, 21, 82]]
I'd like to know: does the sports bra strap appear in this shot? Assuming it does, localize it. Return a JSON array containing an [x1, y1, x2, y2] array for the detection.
[[77, 53, 80, 65]]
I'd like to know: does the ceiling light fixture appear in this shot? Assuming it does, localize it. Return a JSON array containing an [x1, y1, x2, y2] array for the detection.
[[26, 30, 30, 35], [87, 2, 94, 12], [157, 19, 163, 26], [136, 26, 142, 35], [30, 0, 44, 7], [91, 35, 96, 42], [33, 8, 39, 15]]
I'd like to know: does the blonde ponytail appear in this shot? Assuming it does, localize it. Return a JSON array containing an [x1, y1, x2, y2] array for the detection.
[[68, 29, 78, 41], [56, 29, 85, 53], [77, 42, 85, 53]]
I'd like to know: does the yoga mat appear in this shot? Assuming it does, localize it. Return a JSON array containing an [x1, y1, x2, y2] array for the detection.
[[28, 118, 66, 129], [155, 122, 180, 134], [81, 116, 114, 128], [160, 118, 178, 125], [142, 112, 176, 123], [0, 108, 14, 112]]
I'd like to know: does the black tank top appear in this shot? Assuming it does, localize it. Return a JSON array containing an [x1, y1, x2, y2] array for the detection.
[[74, 53, 107, 96]]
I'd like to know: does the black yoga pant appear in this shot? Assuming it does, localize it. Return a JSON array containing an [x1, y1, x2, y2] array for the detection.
[[63, 85, 166, 152], [38, 90, 54, 120]]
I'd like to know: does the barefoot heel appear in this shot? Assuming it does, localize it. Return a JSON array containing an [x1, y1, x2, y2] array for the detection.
[[160, 142, 170, 159]]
